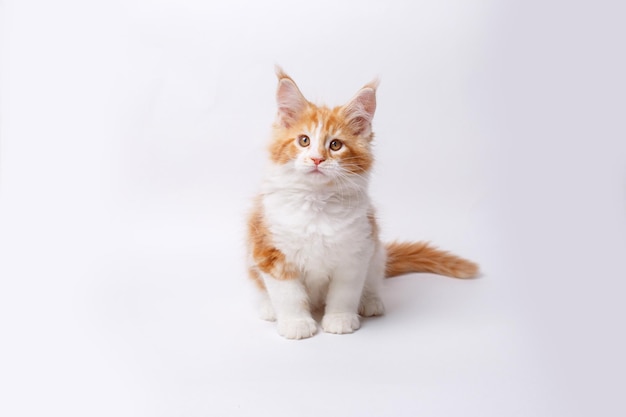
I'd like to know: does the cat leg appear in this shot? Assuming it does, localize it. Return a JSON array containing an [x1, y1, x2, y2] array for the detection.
[[303, 272, 330, 315], [249, 266, 277, 321], [262, 273, 317, 340], [322, 263, 368, 334], [258, 289, 276, 321], [359, 243, 386, 317]]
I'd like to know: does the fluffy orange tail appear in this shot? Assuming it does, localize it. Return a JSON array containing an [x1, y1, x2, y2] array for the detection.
[[385, 241, 479, 279]]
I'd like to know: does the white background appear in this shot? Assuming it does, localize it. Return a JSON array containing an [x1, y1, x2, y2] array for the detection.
[[1, 1, 625, 416]]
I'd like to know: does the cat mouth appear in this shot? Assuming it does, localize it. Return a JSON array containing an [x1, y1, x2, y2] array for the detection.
[[308, 167, 326, 175]]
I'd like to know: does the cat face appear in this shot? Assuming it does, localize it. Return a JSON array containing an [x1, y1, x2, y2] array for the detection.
[[268, 68, 378, 185]]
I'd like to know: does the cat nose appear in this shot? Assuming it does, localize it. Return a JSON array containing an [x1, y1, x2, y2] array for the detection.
[[311, 157, 325, 166]]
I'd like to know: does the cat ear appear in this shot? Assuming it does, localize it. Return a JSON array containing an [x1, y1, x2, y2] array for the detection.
[[275, 66, 308, 128], [342, 80, 379, 136]]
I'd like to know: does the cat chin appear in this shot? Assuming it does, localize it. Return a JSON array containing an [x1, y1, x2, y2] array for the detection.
[[287, 171, 334, 188], [306, 169, 329, 178], [301, 172, 334, 185], [294, 166, 329, 178]]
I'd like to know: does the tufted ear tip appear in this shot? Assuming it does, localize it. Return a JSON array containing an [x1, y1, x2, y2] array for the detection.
[[274, 65, 292, 81], [364, 77, 380, 91]]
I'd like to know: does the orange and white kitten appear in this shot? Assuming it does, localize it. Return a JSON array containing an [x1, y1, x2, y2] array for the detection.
[[247, 68, 478, 340]]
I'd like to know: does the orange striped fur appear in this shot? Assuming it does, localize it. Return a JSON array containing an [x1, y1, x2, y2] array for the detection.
[[385, 241, 479, 279]]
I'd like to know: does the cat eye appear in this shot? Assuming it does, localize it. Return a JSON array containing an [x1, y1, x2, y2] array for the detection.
[[298, 135, 310, 147], [329, 139, 343, 151]]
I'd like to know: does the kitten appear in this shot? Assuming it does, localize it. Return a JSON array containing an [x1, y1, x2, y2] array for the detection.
[[246, 67, 478, 339]]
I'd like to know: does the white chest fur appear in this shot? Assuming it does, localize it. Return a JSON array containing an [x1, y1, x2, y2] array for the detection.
[[262, 186, 373, 278]]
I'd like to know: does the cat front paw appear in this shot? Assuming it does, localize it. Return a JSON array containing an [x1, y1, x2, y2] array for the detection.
[[322, 313, 360, 334], [277, 318, 317, 340]]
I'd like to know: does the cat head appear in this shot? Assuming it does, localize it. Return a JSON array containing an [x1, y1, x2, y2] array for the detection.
[[268, 67, 378, 186]]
